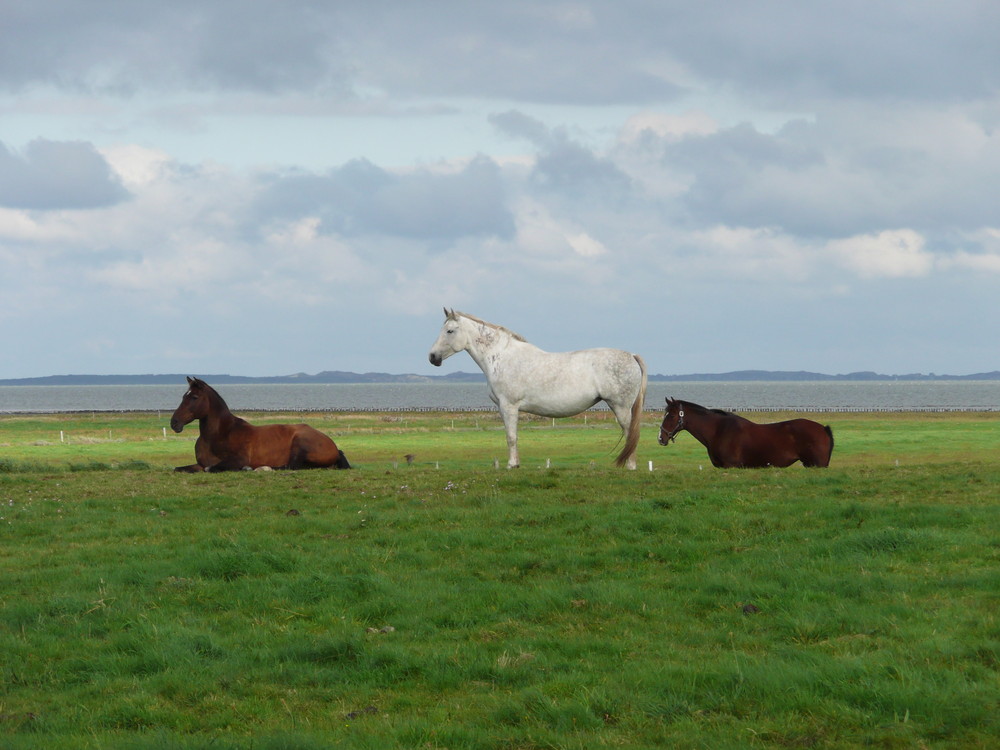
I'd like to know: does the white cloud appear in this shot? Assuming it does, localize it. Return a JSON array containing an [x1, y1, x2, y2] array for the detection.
[[951, 253, 1000, 272], [89, 238, 237, 294], [619, 111, 718, 143], [100, 145, 173, 188], [567, 232, 607, 258], [827, 229, 934, 279], [513, 199, 609, 264], [0, 208, 71, 244], [684, 225, 814, 281]]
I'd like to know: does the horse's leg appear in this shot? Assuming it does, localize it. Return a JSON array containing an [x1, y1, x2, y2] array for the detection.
[[498, 401, 520, 468], [288, 427, 349, 470], [284, 435, 309, 470], [792, 423, 833, 468], [286, 447, 304, 470], [175, 435, 213, 472], [708, 450, 729, 468], [801, 443, 832, 468], [205, 455, 248, 472], [709, 433, 739, 468]]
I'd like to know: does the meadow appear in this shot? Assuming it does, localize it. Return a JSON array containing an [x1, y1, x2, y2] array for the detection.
[[1, 409, 998, 749]]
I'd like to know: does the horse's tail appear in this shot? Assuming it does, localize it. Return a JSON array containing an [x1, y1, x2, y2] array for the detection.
[[616, 353, 648, 468], [823, 425, 834, 466]]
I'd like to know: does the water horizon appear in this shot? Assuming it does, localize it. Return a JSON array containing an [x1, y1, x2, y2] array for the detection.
[[1, 380, 999, 414]]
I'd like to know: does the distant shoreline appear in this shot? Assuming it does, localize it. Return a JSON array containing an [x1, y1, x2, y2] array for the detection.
[[2, 369, 999, 386]]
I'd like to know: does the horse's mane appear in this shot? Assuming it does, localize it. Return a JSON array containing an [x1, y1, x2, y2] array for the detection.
[[453, 311, 527, 343], [678, 400, 738, 418]]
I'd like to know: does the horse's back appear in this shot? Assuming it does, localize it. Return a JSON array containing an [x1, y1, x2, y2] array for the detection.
[[499, 344, 643, 416]]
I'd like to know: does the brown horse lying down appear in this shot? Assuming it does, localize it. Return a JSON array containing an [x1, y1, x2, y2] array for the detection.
[[658, 397, 834, 468], [170, 377, 350, 472]]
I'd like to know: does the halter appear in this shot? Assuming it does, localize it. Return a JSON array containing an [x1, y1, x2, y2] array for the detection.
[[660, 405, 685, 443]]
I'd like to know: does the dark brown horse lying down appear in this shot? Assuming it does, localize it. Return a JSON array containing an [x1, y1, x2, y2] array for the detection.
[[170, 377, 350, 472], [658, 397, 834, 468]]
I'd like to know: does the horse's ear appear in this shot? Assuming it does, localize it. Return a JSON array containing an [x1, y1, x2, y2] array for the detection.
[[187, 376, 195, 385]]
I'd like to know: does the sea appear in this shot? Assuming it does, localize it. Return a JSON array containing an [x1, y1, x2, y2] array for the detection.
[[1, 381, 998, 414]]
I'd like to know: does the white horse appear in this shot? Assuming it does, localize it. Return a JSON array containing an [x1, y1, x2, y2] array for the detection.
[[428, 308, 648, 469]]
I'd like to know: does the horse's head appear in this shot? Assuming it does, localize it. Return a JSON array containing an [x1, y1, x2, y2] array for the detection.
[[658, 397, 685, 445], [170, 377, 212, 433], [428, 307, 467, 366]]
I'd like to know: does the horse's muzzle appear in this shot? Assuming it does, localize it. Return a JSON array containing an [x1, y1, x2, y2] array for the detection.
[[170, 418, 184, 433], [429, 353, 443, 367]]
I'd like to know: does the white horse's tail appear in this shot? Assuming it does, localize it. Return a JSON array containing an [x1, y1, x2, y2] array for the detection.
[[616, 353, 648, 468]]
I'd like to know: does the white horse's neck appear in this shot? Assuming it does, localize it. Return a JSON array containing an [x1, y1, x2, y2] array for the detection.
[[460, 316, 530, 378]]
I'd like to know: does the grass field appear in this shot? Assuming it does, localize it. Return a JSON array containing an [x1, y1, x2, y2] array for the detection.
[[1, 409, 998, 749]]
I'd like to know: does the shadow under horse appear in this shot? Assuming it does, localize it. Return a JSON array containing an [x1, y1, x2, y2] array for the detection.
[[170, 377, 350, 472], [658, 397, 833, 468]]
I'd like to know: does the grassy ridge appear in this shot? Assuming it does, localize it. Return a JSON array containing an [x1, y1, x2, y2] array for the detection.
[[0, 411, 998, 748]]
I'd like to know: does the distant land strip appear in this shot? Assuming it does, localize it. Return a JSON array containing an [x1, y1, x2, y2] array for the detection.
[[2, 370, 1000, 386]]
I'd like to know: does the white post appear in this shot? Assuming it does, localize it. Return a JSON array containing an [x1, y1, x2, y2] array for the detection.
[[648, 461, 653, 472], [60, 431, 64, 443]]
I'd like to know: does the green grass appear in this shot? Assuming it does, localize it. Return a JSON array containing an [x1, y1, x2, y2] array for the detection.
[[0, 410, 998, 748]]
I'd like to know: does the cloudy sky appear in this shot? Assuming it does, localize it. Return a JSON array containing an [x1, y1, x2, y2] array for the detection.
[[2, 1, 999, 380]]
